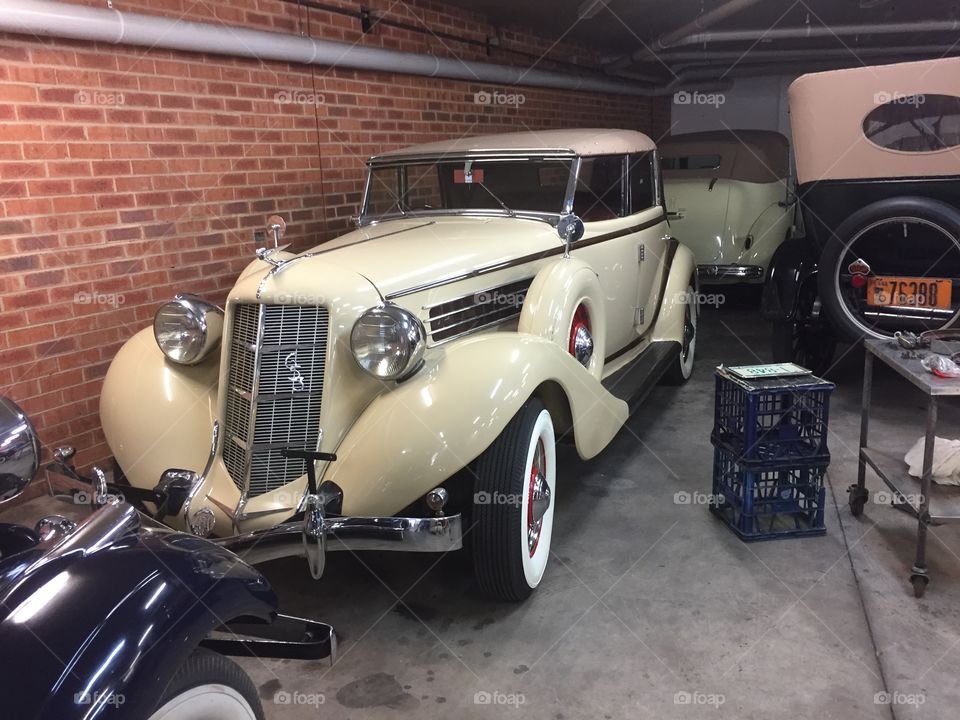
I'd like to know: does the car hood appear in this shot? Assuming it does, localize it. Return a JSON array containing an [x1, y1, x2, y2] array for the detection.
[[298, 215, 561, 298]]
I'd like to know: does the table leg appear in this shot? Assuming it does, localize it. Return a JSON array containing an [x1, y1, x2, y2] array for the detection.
[[850, 349, 873, 516], [910, 396, 936, 598]]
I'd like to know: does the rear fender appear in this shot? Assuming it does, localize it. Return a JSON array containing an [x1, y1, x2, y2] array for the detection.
[[761, 237, 819, 321], [326, 334, 627, 516], [651, 241, 697, 344]]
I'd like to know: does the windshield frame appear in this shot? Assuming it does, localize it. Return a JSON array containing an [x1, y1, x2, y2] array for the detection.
[[359, 151, 581, 227]]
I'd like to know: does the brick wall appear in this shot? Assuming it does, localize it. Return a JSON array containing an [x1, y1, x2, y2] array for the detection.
[[0, 0, 671, 470]]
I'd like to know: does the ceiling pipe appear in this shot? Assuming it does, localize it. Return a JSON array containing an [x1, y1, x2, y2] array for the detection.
[[607, 0, 767, 69], [610, 16, 960, 70], [669, 19, 960, 49], [642, 44, 960, 65], [0, 0, 658, 96]]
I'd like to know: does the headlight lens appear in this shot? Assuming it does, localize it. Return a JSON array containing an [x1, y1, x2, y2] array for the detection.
[[153, 294, 223, 365], [351, 305, 426, 380]]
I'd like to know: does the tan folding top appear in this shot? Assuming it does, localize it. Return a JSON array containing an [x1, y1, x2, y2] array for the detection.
[[660, 130, 790, 183], [790, 56, 960, 184]]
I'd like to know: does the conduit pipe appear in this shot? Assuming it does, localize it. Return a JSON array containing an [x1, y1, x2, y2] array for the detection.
[[0, 0, 656, 96]]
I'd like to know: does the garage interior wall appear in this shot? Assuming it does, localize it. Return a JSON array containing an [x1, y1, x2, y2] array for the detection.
[[0, 0, 671, 469]]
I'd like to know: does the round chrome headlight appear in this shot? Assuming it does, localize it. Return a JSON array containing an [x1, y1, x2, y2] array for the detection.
[[350, 305, 426, 381], [153, 294, 223, 365]]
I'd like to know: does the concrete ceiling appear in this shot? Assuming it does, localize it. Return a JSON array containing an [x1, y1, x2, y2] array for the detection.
[[443, 0, 960, 77]]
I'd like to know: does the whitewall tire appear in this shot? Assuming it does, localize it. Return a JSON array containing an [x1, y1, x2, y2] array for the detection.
[[473, 398, 557, 601], [663, 281, 698, 385], [148, 649, 264, 720]]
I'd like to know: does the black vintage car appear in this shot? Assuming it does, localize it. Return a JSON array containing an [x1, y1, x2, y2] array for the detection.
[[763, 57, 960, 373], [0, 397, 335, 720]]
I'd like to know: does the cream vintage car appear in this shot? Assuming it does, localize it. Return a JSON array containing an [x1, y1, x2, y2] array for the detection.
[[100, 128, 698, 601], [661, 130, 797, 283]]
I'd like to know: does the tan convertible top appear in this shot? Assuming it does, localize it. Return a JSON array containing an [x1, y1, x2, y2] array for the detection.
[[660, 130, 790, 183], [790, 57, 960, 184], [369, 128, 657, 162]]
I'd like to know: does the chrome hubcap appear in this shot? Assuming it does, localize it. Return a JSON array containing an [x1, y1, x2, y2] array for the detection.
[[572, 325, 594, 366], [527, 438, 550, 556]]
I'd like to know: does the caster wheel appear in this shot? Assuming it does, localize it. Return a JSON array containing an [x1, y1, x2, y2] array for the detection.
[[910, 574, 929, 598], [848, 484, 869, 517]]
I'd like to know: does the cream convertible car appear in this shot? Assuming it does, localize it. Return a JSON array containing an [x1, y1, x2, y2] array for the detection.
[[100, 129, 698, 601]]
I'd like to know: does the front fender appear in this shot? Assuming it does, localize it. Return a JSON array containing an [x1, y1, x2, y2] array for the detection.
[[100, 327, 219, 494], [0, 516, 275, 720], [326, 334, 628, 516], [761, 237, 819, 321]]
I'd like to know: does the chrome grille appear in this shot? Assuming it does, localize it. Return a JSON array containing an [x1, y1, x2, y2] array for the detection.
[[223, 303, 329, 498], [426, 278, 532, 344]]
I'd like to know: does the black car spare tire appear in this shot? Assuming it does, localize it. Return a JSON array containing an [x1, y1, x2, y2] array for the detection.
[[818, 196, 960, 342]]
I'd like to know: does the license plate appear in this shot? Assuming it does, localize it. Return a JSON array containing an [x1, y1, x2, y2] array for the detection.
[[866, 276, 952, 309]]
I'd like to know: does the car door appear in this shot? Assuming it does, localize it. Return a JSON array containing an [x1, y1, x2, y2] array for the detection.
[[630, 152, 669, 335], [570, 154, 659, 354]]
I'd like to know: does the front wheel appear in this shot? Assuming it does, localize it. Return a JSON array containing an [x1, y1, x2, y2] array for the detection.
[[472, 398, 556, 601], [148, 649, 264, 720]]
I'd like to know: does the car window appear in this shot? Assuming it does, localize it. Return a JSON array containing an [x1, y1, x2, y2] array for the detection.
[[863, 94, 960, 152], [629, 153, 655, 213], [574, 155, 625, 221], [661, 154, 721, 170]]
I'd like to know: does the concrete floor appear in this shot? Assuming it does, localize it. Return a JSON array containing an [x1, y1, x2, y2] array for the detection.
[[12, 289, 960, 719]]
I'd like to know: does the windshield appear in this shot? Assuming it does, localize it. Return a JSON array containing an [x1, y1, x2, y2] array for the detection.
[[362, 157, 574, 222]]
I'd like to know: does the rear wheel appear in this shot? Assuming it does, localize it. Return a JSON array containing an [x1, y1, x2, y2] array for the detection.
[[771, 279, 836, 376], [819, 197, 960, 341], [663, 281, 698, 385], [472, 398, 556, 601], [148, 648, 263, 720]]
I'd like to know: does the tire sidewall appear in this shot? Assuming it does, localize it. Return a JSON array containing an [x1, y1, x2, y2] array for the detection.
[[818, 196, 960, 341], [519, 408, 557, 589]]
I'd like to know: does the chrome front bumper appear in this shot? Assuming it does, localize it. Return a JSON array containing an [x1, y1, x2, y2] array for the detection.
[[214, 512, 463, 568], [698, 264, 764, 281]]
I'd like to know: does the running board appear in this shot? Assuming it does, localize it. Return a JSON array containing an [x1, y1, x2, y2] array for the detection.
[[602, 340, 681, 414]]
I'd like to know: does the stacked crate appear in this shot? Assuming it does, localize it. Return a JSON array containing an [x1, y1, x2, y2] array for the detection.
[[710, 368, 835, 541]]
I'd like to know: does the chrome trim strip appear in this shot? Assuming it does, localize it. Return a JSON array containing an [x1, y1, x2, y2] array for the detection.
[[182, 420, 219, 526], [214, 512, 463, 565], [367, 149, 578, 165], [385, 213, 667, 300], [427, 317, 519, 346]]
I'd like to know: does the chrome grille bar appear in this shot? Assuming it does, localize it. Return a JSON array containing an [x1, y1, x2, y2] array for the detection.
[[223, 303, 329, 498], [425, 278, 532, 344]]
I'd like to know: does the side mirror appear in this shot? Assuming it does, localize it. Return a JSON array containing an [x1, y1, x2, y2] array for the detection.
[[557, 213, 585, 257], [266, 214, 286, 247], [0, 397, 40, 504]]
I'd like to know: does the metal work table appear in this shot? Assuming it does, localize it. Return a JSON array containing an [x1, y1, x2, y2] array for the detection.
[[852, 339, 960, 597]]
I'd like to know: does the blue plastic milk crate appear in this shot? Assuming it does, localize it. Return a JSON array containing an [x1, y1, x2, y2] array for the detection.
[[712, 367, 835, 465], [710, 444, 827, 541]]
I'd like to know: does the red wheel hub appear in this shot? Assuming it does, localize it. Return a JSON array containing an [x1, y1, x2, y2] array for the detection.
[[569, 305, 593, 366]]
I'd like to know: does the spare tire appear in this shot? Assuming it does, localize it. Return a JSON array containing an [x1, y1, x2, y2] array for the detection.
[[818, 196, 960, 342]]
